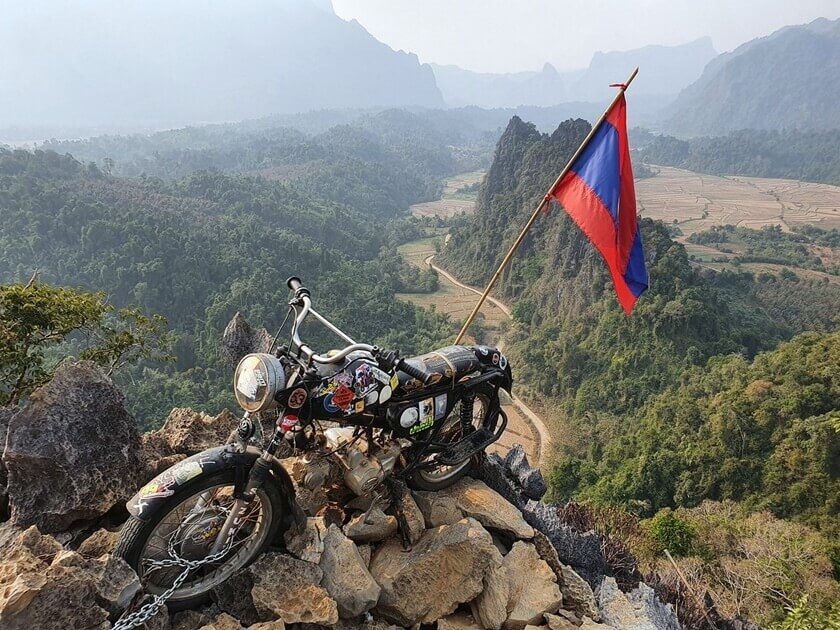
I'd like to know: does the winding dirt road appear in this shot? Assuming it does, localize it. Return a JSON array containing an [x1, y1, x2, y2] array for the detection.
[[424, 254, 553, 466]]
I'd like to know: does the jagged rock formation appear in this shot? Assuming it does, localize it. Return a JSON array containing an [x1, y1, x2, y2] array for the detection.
[[221, 312, 274, 367], [0, 363, 683, 629]]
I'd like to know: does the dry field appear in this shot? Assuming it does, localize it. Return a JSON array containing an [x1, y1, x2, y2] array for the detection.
[[409, 170, 485, 218]]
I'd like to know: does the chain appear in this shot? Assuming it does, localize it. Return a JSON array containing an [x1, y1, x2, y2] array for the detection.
[[112, 525, 235, 630]]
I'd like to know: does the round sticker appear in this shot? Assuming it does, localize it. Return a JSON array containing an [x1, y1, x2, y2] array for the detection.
[[379, 385, 392, 404], [365, 390, 379, 405], [399, 407, 419, 428], [499, 355, 508, 369], [288, 387, 307, 409], [492, 353, 500, 365]]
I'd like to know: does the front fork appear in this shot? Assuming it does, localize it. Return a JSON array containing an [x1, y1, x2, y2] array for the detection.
[[210, 413, 284, 554]]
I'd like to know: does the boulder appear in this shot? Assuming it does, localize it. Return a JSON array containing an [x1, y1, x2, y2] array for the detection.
[[2, 362, 144, 533], [221, 312, 273, 366], [438, 477, 534, 539], [438, 611, 483, 629], [399, 491, 426, 545], [212, 569, 261, 626], [503, 445, 547, 500], [76, 527, 120, 558], [172, 609, 214, 630], [344, 508, 398, 543], [369, 517, 499, 625], [0, 406, 13, 519], [580, 619, 615, 629], [143, 407, 236, 462], [559, 564, 599, 622], [470, 547, 508, 630], [250, 552, 338, 625], [247, 622, 287, 629], [318, 524, 381, 618], [284, 517, 328, 564], [544, 611, 581, 630], [200, 612, 243, 629], [413, 490, 463, 527], [596, 577, 680, 630], [503, 542, 563, 629]]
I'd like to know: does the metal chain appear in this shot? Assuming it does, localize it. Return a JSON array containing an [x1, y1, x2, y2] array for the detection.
[[112, 525, 236, 630]]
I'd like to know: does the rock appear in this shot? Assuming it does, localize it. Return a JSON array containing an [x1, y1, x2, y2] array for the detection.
[[319, 524, 381, 618], [76, 527, 120, 558], [90, 554, 142, 615], [3, 362, 145, 533], [439, 477, 534, 539], [212, 569, 261, 627], [438, 611, 483, 629], [357, 544, 372, 567], [0, 526, 115, 629], [284, 517, 327, 564], [400, 491, 426, 545], [221, 312, 273, 366], [580, 619, 615, 629], [200, 612, 243, 629], [250, 553, 338, 625], [414, 491, 463, 527], [470, 547, 508, 630], [247, 622, 287, 629], [503, 542, 563, 629], [544, 611, 580, 630], [143, 407, 235, 461], [503, 445, 547, 500], [369, 517, 500, 626], [559, 564, 599, 622], [172, 609, 214, 630], [0, 407, 13, 520], [281, 456, 342, 516], [344, 508, 398, 543], [596, 577, 680, 630], [531, 530, 566, 584]]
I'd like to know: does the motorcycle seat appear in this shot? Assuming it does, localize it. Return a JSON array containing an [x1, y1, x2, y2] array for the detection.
[[397, 345, 497, 391]]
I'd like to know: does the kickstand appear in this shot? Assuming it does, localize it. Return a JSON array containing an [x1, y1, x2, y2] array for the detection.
[[386, 477, 413, 552]]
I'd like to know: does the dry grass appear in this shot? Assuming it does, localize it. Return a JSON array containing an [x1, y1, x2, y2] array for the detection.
[[409, 170, 485, 218]]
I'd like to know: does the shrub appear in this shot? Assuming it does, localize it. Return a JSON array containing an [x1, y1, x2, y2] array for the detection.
[[646, 509, 696, 557]]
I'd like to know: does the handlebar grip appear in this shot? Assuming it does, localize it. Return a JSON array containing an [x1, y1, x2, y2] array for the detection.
[[287, 276, 303, 291], [397, 358, 434, 386]]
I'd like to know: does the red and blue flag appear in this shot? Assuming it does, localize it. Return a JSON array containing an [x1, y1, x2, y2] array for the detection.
[[550, 94, 648, 314]]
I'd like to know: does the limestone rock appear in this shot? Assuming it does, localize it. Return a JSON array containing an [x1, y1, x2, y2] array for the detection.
[[369, 517, 499, 626], [200, 612, 243, 629], [344, 508, 398, 543], [470, 547, 508, 630], [0, 407, 13, 520], [400, 491, 426, 545], [531, 530, 566, 585], [503, 541, 563, 629], [250, 553, 338, 625], [544, 610, 581, 630], [212, 569, 261, 626], [222, 312, 273, 366], [414, 490, 463, 527], [143, 407, 235, 461], [90, 554, 142, 615], [580, 619, 615, 629], [284, 517, 328, 564], [438, 611, 483, 629], [357, 544, 372, 567], [247, 622, 287, 629], [596, 577, 680, 630], [172, 609, 214, 630], [560, 564, 599, 622], [439, 477, 534, 539], [77, 527, 120, 558], [319, 524, 381, 618], [3, 362, 144, 532], [503, 445, 547, 500]]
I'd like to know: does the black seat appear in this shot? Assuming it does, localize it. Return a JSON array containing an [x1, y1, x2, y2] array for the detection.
[[397, 345, 484, 391]]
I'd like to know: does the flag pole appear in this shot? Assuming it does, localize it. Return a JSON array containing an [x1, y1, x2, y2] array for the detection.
[[453, 66, 639, 344]]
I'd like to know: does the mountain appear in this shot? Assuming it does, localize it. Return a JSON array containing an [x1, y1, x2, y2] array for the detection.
[[430, 38, 716, 113], [0, 0, 443, 135], [664, 18, 840, 136]]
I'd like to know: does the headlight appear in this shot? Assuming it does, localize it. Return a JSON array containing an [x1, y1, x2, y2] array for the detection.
[[233, 353, 285, 412]]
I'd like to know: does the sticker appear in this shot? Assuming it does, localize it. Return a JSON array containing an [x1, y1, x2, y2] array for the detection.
[[280, 414, 299, 432], [354, 363, 377, 395], [434, 393, 448, 420], [492, 353, 500, 365], [419, 398, 434, 424], [379, 385, 392, 404], [253, 368, 267, 387], [320, 380, 338, 396], [365, 390, 379, 405], [390, 374, 398, 389], [138, 479, 175, 500], [354, 400, 365, 413], [372, 366, 391, 384], [288, 387, 307, 409], [478, 346, 488, 355], [172, 460, 202, 484], [332, 384, 355, 411], [236, 367, 259, 399], [335, 372, 353, 388], [399, 407, 419, 428], [323, 393, 340, 413], [499, 354, 508, 370]]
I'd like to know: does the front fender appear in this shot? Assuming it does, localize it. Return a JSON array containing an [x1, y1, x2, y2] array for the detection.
[[127, 445, 298, 527]]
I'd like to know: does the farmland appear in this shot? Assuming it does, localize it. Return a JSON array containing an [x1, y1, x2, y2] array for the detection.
[[409, 170, 485, 218]]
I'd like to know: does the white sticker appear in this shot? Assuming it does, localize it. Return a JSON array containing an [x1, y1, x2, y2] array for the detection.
[[499, 355, 508, 369], [400, 407, 419, 428], [379, 385, 392, 404], [434, 393, 447, 420], [372, 366, 391, 384], [236, 368, 259, 399], [365, 390, 379, 405], [419, 398, 434, 424]]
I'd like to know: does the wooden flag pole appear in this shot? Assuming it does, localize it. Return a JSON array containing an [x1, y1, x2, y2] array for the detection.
[[453, 67, 639, 344]]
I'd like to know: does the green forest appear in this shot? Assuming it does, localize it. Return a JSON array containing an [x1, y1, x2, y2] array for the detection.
[[442, 116, 840, 623]]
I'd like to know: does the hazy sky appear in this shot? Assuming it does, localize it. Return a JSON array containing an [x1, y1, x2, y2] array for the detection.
[[332, 0, 840, 73]]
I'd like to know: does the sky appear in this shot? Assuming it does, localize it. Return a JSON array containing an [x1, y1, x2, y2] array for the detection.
[[332, 0, 840, 73]]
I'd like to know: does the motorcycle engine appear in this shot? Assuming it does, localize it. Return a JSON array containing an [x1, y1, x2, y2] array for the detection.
[[324, 427, 401, 496]]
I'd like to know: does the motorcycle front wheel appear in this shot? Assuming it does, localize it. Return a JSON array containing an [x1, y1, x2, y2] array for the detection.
[[114, 468, 286, 611]]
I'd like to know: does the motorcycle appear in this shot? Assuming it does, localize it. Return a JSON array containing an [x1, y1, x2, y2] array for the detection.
[[114, 277, 512, 610]]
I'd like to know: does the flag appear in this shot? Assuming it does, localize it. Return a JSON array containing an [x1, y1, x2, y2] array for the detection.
[[550, 93, 648, 314]]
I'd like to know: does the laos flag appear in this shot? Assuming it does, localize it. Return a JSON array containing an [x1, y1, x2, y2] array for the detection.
[[550, 94, 648, 314]]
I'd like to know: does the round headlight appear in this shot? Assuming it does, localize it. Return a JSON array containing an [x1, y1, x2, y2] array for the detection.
[[233, 353, 285, 412]]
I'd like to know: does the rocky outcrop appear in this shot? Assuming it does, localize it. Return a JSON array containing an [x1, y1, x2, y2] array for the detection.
[[435, 477, 535, 539], [596, 577, 681, 630], [369, 517, 500, 625], [221, 312, 273, 366], [250, 553, 338, 625], [0, 406, 13, 520], [2, 362, 144, 533], [319, 524, 381, 618], [503, 541, 563, 629], [142, 407, 237, 474], [503, 445, 547, 500]]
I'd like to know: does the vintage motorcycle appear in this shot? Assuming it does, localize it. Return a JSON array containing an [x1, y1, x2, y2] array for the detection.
[[114, 277, 512, 611]]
